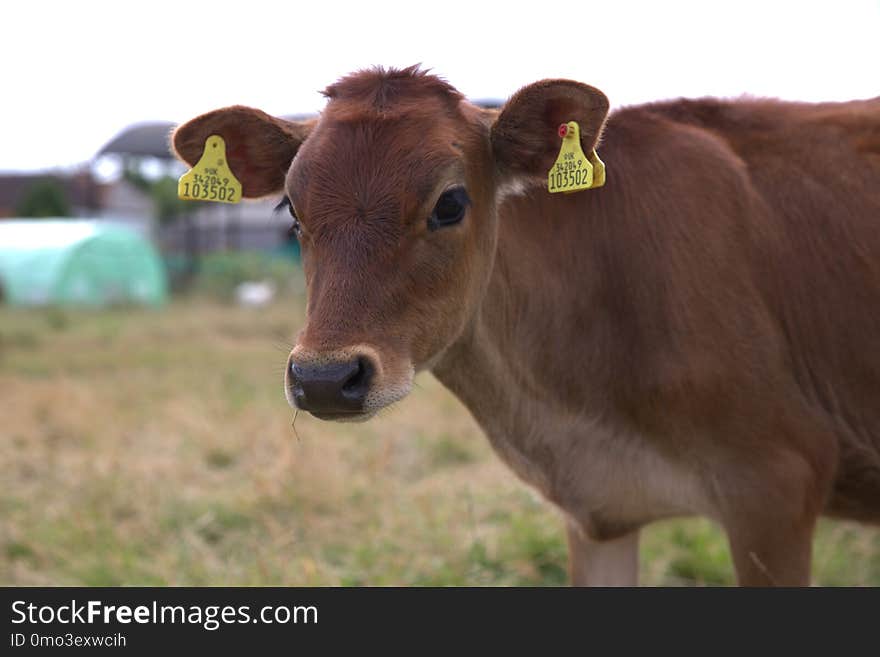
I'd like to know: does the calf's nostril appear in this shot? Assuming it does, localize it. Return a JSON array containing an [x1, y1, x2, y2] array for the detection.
[[342, 356, 374, 398]]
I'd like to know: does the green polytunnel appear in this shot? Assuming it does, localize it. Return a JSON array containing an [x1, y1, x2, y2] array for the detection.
[[0, 220, 167, 307]]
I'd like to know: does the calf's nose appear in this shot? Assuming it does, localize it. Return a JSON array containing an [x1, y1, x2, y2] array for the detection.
[[288, 356, 374, 414]]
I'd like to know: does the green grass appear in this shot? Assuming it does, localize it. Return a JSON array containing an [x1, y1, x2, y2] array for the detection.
[[1, 301, 878, 586]]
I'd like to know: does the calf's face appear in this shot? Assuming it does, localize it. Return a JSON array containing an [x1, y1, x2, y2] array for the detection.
[[172, 69, 608, 421]]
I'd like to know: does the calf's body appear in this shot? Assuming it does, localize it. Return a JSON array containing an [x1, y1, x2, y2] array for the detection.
[[173, 69, 880, 585], [439, 96, 880, 584]]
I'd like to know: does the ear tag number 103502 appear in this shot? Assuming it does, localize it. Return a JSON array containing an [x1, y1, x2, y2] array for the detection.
[[547, 121, 606, 194], [178, 135, 242, 204]]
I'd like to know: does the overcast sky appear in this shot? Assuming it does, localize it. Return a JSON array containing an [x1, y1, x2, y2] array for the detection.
[[3, 0, 878, 172]]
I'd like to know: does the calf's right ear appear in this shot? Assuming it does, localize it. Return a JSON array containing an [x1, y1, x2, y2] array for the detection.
[[171, 106, 315, 199], [490, 80, 609, 181]]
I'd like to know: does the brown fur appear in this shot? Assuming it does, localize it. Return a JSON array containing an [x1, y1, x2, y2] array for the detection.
[[172, 67, 880, 586]]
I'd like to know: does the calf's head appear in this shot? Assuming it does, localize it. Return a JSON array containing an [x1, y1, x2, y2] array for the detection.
[[173, 67, 608, 421]]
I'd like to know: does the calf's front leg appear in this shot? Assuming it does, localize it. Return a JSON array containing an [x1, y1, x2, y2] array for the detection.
[[565, 521, 640, 586], [723, 511, 816, 586], [718, 449, 827, 586]]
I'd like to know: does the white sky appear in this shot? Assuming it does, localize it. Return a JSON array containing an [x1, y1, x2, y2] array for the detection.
[[2, 0, 878, 172]]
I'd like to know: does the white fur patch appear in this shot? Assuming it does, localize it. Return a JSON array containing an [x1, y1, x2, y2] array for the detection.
[[496, 175, 540, 203]]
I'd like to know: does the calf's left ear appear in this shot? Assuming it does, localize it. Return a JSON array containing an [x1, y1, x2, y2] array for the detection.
[[490, 80, 609, 180]]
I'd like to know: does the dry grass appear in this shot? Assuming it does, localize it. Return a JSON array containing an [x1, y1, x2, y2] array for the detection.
[[1, 299, 878, 586]]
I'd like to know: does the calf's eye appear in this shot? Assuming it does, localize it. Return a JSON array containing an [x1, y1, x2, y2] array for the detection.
[[275, 196, 302, 237], [428, 187, 470, 230]]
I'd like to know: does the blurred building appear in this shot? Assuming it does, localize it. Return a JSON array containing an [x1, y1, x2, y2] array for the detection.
[[95, 120, 297, 254], [0, 170, 103, 218]]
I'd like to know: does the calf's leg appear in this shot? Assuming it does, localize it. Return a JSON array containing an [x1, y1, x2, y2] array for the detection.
[[717, 448, 828, 586], [723, 513, 816, 586], [565, 522, 640, 586]]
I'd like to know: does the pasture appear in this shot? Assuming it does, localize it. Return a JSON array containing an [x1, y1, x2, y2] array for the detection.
[[2, 289, 879, 586]]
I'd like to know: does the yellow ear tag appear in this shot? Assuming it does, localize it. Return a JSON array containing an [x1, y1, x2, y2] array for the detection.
[[547, 121, 606, 193], [177, 135, 242, 204], [588, 147, 606, 189]]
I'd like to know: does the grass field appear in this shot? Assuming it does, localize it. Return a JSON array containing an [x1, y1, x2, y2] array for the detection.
[[2, 295, 879, 586]]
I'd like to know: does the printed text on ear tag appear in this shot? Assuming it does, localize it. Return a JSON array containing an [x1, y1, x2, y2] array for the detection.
[[178, 135, 242, 204], [548, 122, 605, 193]]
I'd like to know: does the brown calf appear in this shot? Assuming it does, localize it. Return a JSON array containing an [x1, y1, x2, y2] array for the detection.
[[173, 66, 880, 586]]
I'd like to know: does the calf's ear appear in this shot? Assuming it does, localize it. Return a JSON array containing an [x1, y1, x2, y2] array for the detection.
[[171, 106, 315, 199], [490, 80, 609, 180]]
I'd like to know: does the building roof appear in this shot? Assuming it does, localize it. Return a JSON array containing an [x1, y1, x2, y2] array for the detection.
[[97, 122, 177, 159], [96, 116, 314, 160]]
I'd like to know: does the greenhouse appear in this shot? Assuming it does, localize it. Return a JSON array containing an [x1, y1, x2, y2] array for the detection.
[[0, 220, 167, 307]]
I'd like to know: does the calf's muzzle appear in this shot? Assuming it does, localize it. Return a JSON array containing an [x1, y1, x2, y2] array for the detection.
[[287, 355, 374, 416]]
